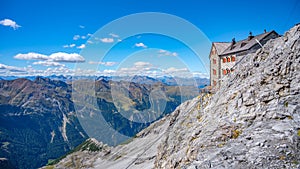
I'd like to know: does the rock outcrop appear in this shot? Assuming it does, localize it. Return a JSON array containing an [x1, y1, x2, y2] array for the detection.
[[47, 24, 300, 169]]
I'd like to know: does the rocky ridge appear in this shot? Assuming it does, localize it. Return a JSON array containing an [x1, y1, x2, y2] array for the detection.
[[47, 24, 300, 169]]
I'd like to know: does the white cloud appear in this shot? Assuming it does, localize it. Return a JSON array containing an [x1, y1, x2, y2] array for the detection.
[[79, 25, 85, 29], [116, 61, 156, 77], [73, 35, 80, 40], [87, 40, 93, 44], [32, 61, 65, 67], [135, 42, 147, 48], [100, 38, 114, 43], [134, 61, 152, 67], [0, 63, 25, 72], [43, 67, 74, 76], [14, 52, 48, 60], [88, 61, 117, 66], [0, 19, 21, 30], [63, 44, 76, 48], [77, 44, 86, 49], [164, 67, 188, 73], [48, 52, 85, 62], [158, 49, 178, 57], [109, 33, 119, 38], [192, 72, 209, 79], [14, 52, 85, 62], [73, 33, 92, 41], [103, 69, 116, 74], [94, 33, 120, 44]]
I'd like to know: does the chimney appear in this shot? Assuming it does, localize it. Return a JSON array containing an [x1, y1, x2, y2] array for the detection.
[[232, 38, 236, 45], [248, 31, 254, 40], [230, 38, 236, 50], [264, 29, 267, 33]]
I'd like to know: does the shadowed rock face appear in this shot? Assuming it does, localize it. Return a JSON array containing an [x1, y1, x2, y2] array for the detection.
[[47, 24, 300, 169]]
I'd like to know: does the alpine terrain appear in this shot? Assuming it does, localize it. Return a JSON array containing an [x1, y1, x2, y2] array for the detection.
[[0, 75, 202, 168], [44, 24, 300, 168]]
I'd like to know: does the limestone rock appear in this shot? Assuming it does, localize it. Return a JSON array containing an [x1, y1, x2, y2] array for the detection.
[[45, 24, 300, 169]]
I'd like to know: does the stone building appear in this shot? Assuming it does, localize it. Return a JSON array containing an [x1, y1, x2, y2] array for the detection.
[[209, 30, 279, 89]]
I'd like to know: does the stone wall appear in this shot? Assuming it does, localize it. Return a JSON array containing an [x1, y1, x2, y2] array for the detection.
[[210, 45, 221, 88]]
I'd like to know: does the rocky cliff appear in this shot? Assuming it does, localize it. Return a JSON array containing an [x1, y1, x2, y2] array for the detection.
[[46, 24, 300, 169]]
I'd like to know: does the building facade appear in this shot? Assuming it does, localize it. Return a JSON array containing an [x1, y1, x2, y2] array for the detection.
[[209, 30, 279, 89]]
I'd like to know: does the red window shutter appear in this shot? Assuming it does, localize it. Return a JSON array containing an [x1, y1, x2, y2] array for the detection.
[[227, 57, 230, 62], [223, 69, 227, 75], [213, 69, 216, 75], [223, 58, 226, 63], [231, 56, 236, 62]]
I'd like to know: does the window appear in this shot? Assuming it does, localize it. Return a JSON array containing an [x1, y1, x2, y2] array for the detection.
[[231, 55, 236, 62], [231, 68, 234, 72], [222, 58, 226, 63], [223, 69, 227, 75], [213, 80, 217, 86], [213, 59, 216, 64], [227, 57, 230, 62], [227, 69, 230, 74], [213, 69, 216, 75]]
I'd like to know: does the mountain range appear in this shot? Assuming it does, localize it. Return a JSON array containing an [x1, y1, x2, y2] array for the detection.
[[0, 75, 207, 168], [42, 24, 300, 168]]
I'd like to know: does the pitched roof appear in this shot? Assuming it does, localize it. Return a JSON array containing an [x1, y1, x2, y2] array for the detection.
[[220, 30, 277, 56], [213, 42, 231, 55]]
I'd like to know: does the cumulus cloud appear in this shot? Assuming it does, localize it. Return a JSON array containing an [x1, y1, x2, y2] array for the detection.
[[32, 61, 65, 67], [48, 52, 85, 62], [88, 61, 117, 66], [14, 52, 48, 60], [63, 44, 76, 48], [79, 25, 85, 29], [14, 52, 85, 62], [77, 44, 86, 49], [73, 35, 80, 40], [135, 42, 147, 48], [43, 67, 74, 76], [158, 49, 178, 57], [0, 19, 21, 30], [100, 38, 114, 43], [0, 63, 25, 72]]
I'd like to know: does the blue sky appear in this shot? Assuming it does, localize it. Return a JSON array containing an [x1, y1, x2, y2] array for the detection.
[[0, 0, 299, 77]]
